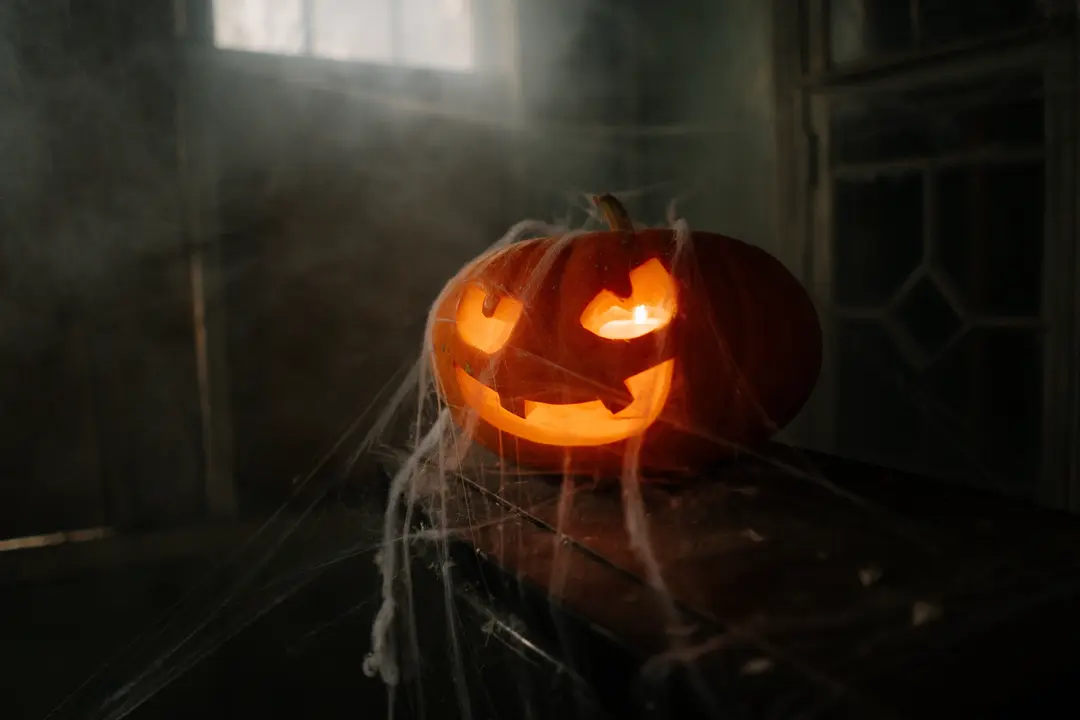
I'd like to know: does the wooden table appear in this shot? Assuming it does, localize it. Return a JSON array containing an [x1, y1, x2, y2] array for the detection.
[[403, 445, 1080, 719]]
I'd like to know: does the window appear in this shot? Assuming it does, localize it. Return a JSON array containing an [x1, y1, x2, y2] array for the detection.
[[779, 1, 1078, 506], [212, 0, 475, 72], [817, 68, 1054, 494]]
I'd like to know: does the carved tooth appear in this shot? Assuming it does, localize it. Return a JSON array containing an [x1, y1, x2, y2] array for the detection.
[[499, 393, 528, 418], [482, 288, 506, 317], [599, 392, 633, 415]]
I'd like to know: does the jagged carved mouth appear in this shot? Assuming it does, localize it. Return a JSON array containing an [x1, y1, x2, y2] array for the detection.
[[454, 359, 675, 447]]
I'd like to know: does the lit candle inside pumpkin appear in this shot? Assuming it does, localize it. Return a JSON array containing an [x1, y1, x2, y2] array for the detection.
[[580, 259, 676, 340], [595, 303, 667, 340]]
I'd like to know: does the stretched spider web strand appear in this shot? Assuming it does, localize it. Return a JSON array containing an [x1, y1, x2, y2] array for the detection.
[[363, 410, 451, 685]]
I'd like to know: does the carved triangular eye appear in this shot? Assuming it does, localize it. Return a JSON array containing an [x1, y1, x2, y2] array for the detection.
[[580, 259, 677, 340], [456, 285, 523, 353]]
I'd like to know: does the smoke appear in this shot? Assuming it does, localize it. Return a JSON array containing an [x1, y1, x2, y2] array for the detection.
[[5, 1, 1060, 719]]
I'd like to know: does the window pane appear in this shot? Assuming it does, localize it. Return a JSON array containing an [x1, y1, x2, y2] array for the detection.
[[830, 74, 1043, 165], [213, 0, 304, 55], [893, 276, 963, 355], [828, 0, 914, 67], [924, 328, 1042, 489], [828, 0, 1044, 67], [311, 0, 393, 63], [937, 163, 1044, 317], [919, 0, 1043, 46], [833, 174, 923, 306], [401, 0, 475, 71], [835, 319, 922, 463]]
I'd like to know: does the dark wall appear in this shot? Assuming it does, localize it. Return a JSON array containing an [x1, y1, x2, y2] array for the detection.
[[517, 0, 783, 255], [637, 0, 782, 255], [0, 0, 205, 537], [199, 61, 525, 507]]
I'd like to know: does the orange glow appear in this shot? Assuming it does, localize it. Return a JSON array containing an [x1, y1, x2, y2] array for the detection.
[[580, 259, 677, 340], [456, 284, 524, 353], [455, 359, 675, 446]]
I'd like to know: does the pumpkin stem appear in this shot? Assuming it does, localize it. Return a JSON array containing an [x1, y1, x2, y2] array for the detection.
[[592, 193, 634, 232]]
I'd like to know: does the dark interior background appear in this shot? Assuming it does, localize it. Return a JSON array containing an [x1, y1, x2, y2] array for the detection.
[[0, 0, 792, 537], [1, 0, 1077, 718]]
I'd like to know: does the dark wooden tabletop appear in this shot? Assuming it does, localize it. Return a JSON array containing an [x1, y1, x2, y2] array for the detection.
[[414, 445, 1080, 719]]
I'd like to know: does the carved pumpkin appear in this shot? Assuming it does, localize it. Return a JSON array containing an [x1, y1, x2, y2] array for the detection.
[[429, 195, 822, 474]]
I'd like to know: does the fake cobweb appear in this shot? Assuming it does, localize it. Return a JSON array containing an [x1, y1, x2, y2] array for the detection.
[[41, 199, 1069, 720], [354, 207, 948, 719]]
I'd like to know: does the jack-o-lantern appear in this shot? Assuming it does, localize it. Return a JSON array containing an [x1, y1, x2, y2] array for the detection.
[[429, 194, 822, 474]]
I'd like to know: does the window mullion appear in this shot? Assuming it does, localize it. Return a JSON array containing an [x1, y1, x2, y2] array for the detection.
[[390, 0, 403, 64], [301, 0, 314, 55]]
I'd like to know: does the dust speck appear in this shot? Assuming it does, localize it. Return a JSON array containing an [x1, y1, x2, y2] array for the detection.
[[741, 657, 774, 675], [742, 528, 765, 543], [912, 600, 943, 626], [859, 565, 883, 587]]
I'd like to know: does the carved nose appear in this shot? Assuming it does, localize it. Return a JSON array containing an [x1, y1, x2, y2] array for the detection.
[[498, 393, 528, 418]]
